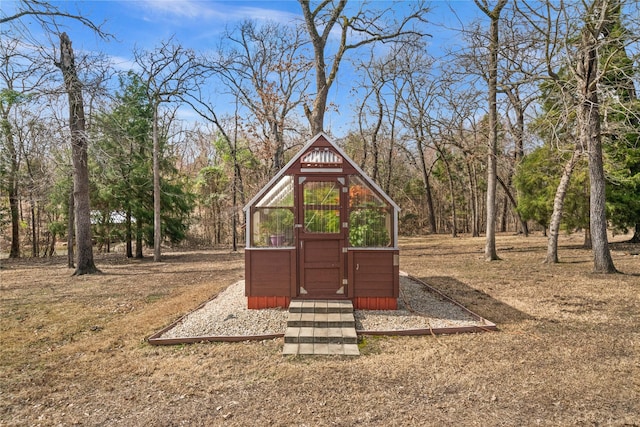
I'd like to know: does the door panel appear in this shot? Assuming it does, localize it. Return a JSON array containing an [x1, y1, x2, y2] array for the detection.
[[297, 176, 347, 298], [300, 239, 343, 296]]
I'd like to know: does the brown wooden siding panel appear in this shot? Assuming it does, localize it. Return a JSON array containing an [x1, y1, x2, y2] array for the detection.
[[353, 280, 393, 290], [245, 249, 295, 297], [349, 250, 399, 299], [353, 297, 398, 310], [247, 296, 290, 309]]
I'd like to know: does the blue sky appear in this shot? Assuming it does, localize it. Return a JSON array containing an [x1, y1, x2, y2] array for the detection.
[[36, 1, 306, 71], [60, 1, 478, 54], [4, 1, 483, 136]]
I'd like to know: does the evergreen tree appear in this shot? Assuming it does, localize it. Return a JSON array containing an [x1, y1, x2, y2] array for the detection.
[[514, 145, 589, 235], [599, 4, 640, 242], [94, 72, 153, 257], [93, 72, 195, 256]]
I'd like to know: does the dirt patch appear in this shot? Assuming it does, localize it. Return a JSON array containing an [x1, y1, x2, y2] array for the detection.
[[1, 235, 639, 426]]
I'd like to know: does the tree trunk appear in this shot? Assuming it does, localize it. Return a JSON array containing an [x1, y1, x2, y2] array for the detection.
[[152, 103, 162, 262], [271, 137, 285, 176], [505, 88, 528, 236], [585, 121, 615, 272], [521, 218, 529, 237], [105, 221, 111, 253], [48, 231, 57, 258], [1, 112, 20, 258], [269, 119, 285, 176], [514, 105, 528, 239], [500, 195, 508, 233], [67, 184, 74, 268], [306, 69, 329, 136], [384, 117, 397, 195], [370, 90, 384, 184], [303, 27, 330, 136], [57, 32, 98, 275], [497, 175, 529, 236], [629, 224, 640, 243], [8, 182, 20, 258], [30, 199, 37, 257], [135, 219, 143, 259], [546, 147, 581, 264], [299, 0, 347, 135], [578, 23, 617, 274], [479, 0, 507, 260], [466, 162, 480, 237], [440, 153, 458, 237], [485, 148, 498, 260], [417, 145, 437, 234], [302, 20, 330, 137], [583, 227, 592, 249], [424, 175, 437, 234], [232, 111, 239, 252], [125, 209, 133, 258]]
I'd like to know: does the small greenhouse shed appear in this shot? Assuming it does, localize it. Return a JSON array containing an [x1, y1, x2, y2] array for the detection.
[[244, 133, 400, 310]]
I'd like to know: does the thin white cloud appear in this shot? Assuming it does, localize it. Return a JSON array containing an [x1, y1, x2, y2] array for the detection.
[[138, 0, 220, 20], [233, 6, 301, 25], [134, 0, 300, 25], [108, 54, 139, 73]]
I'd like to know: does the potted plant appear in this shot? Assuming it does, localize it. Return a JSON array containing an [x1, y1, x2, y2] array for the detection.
[[260, 208, 294, 247]]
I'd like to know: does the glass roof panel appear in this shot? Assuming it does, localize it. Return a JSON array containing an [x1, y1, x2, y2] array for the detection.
[[256, 175, 294, 207], [349, 175, 386, 207]]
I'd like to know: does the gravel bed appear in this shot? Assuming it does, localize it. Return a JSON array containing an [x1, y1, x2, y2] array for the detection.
[[159, 275, 488, 339], [357, 275, 485, 331], [161, 280, 288, 339]]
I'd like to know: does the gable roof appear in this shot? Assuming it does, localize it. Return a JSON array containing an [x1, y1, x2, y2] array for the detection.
[[243, 132, 400, 212]]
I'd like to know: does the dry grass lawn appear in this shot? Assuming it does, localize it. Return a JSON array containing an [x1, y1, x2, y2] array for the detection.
[[1, 233, 639, 426]]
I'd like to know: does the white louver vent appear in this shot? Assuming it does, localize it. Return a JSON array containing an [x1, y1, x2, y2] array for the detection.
[[301, 148, 343, 166]]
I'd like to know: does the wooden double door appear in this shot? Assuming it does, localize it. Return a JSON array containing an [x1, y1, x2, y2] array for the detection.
[[296, 176, 348, 298]]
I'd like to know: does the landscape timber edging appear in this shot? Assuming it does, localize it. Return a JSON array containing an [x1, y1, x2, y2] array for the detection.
[[147, 274, 497, 346]]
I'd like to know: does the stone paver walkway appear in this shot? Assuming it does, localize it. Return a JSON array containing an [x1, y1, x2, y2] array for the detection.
[[282, 300, 359, 356]]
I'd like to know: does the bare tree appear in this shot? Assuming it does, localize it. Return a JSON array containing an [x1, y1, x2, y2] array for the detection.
[[433, 93, 483, 238], [12, 109, 52, 257], [575, 0, 617, 273], [133, 38, 202, 262], [55, 32, 98, 275], [210, 20, 310, 176], [394, 45, 439, 234], [516, 1, 583, 263], [446, 5, 521, 239], [354, 49, 400, 186], [475, 0, 508, 261], [432, 136, 460, 237], [545, 146, 583, 263], [519, 0, 639, 272], [496, 7, 545, 237], [460, 114, 485, 237], [0, 1, 106, 37], [0, 39, 32, 258], [182, 88, 249, 253], [298, 0, 430, 135], [2, 1, 108, 266]]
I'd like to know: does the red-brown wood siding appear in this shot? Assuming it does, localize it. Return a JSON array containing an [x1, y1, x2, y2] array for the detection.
[[245, 249, 296, 297], [348, 250, 399, 298], [247, 296, 290, 309], [353, 297, 398, 310]]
